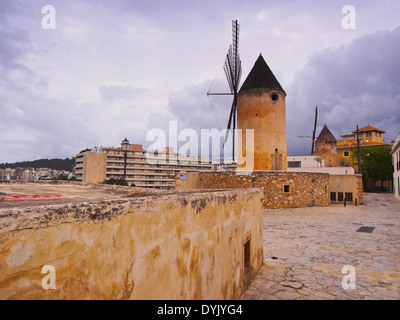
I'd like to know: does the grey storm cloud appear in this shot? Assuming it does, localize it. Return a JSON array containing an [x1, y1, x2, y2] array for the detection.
[[154, 26, 400, 158], [141, 79, 232, 159], [99, 85, 152, 102], [1, 0, 400, 163], [286, 27, 400, 155]]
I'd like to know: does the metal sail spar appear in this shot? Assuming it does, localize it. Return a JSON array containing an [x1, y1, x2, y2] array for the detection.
[[207, 20, 242, 159], [222, 20, 242, 151], [232, 20, 242, 90], [223, 22, 242, 94], [224, 47, 235, 94], [223, 46, 242, 94]]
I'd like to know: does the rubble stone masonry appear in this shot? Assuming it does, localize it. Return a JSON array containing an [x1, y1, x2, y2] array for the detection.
[[175, 171, 330, 209]]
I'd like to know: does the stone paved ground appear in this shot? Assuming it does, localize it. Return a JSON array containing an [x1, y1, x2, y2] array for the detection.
[[241, 193, 400, 300]]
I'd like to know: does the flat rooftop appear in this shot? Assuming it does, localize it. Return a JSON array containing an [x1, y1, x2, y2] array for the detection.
[[0, 183, 134, 209], [0, 182, 236, 210]]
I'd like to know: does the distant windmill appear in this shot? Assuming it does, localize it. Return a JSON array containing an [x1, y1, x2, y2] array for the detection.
[[208, 20, 242, 161]]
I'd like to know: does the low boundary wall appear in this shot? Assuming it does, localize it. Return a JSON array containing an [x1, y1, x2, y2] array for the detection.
[[0, 188, 263, 300], [175, 171, 331, 209]]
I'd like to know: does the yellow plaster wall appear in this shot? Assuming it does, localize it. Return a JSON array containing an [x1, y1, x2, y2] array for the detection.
[[330, 174, 363, 205], [237, 90, 287, 171], [174, 173, 199, 189], [82, 153, 107, 184], [0, 190, 263, 300]]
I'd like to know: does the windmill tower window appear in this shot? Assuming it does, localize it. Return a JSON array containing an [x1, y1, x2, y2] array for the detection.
[[271, 93, 279, 101]]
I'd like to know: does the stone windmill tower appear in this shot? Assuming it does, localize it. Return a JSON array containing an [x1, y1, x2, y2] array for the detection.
[[315, 124, 337, 167], [237, 54, 287, 171]]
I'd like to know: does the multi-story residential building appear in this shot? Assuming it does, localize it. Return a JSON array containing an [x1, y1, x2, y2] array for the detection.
[[214, 158, 237, 171], [74, 143, 213, 189], [391, 139, 400, 199]]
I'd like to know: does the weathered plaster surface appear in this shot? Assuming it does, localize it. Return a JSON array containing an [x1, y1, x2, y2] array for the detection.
[[0, 187, 263, 300]]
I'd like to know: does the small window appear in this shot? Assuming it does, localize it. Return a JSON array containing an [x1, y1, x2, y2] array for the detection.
[[244, 240, 251, 268], [288, 161, 301, 168], [366, 132, 371, 138], [330, 192, 336, 201], [284, 185, 290, 193], [244, 239, 252, 276], [338, 192, 344, 202], [345, 192, 353, 202], [344, 151, 349, 157], [271, 93, 278, 101]]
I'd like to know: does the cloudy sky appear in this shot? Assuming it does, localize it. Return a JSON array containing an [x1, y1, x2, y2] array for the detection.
[[1, 0, 399, 163]]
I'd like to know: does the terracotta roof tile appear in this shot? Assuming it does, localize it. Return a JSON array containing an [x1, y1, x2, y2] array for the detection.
[[352, 125, 385, 133]]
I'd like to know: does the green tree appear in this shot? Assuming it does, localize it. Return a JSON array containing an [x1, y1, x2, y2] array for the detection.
[[338, 158, 351, 167], [54, 173, 69, 180], [352, 146, 393, 192], [101, 178, 128, 186]]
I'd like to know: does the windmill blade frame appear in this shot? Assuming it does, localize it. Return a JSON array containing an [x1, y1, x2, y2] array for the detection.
[[222, 99, 236, 148], [207, 20, 242, 161]]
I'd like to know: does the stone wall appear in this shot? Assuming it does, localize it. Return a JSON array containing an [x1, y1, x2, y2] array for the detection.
[[315, 140, 338, 167], [0, 189, 263, 300], [175, 171, 330, 209]]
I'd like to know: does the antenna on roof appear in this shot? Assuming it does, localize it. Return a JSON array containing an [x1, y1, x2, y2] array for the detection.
[[207, 20, 242, 162]]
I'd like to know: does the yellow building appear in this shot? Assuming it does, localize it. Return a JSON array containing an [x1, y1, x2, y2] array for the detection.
[[75, 143, 213, 189], [337, 125, 391, 171]]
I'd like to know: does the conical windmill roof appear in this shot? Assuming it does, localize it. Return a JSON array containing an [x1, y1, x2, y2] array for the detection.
[[317, 124, 336, 141], [239, 54, 286, 94]]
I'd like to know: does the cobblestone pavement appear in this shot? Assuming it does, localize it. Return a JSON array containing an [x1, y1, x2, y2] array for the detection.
[[241, 193, 400, 300]]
